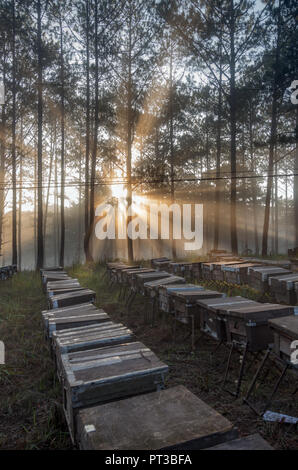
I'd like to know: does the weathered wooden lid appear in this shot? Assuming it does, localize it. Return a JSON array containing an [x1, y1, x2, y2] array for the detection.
[[269, 315, 298, 339], [76, 385, 236, 450]]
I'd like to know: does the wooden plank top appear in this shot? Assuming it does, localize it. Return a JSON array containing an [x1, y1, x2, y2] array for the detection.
[[269, 315, 298, 339], [144, 276, 186, 289], [76, 385, 236, 450], [62, 341, 168, 386], [205, 433, 273, 450], [50, 288, 96, 302], [223, 303, 293, 321], [196, 296, 249, 312], [172, 289, 224, 302]]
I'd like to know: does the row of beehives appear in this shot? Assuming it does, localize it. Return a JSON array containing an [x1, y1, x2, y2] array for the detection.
[[0, 264, 17, 280], [150, 256, 298, 305], [107, 259, 298, 412], [39, 266, 273, 450]]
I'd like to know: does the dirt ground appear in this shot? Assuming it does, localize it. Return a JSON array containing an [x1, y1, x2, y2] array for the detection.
[[1, 264, 298, 450]]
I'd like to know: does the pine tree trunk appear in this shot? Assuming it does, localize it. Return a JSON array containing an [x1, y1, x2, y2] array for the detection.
[[84, 0, 90, 260], [88, 0, 99, 263], [126, 4, 133, 263], [229, 0, 238, 254], [18, 116, 23, 271], [36, 0, 44, 269], [0, 33, 6, 260], [12, 0, 17, 265], [262, 3, 281, 256], [59, 15, 65, 267], [169, 39, 176, 259]]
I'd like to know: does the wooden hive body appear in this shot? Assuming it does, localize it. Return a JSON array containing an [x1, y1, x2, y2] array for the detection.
[[49, 289, 96, 309], [53, 322, 133, 378], [61, 341, 168, 442], [158, 284, 200, 313], [269, 315, 298, 361], [143, 275, 186, 297], [223, 304, 293, 352], [247, 266, 292, 292], [76, 385, 237, 450], [171, 289, 224, 325], [269, 274, 298, 304], [197, 296, 254, 342]]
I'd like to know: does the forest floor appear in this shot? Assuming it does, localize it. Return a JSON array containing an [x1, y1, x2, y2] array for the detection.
[[0, 264, 298, 450]]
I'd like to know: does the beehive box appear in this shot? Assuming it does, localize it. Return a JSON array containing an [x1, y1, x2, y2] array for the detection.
[[223, 304, 294, 352], [171, 289, 224, 325], [151, 257, 171, 269], [61, 341, 169, 442], [110, 264, 139, 284], [76, 385, 238, 450], [44, 307, 110, 339], [40, 266, 64, 274], [106, 262, 126, 280], [122, 268, 155, 287], [189, 262, 202, 281], [152, 260, 171, 271], [158, 284, 200, 314], [134, 271, 171, 294], [168, 262, 193, 278], [201, 263, 214, 280], [268, 274, 298, 305], [211, 260, 245, 282], [42, 303, 99, 333], [41, 271, 69, 285], [47, 279, 80, 290], [222, 263, 261, 285], [269, 315, 298, 362], [247, 266, 292, 292], [47, 285, 85, 298], [53, 322, 133, 378], [290, 260, 298, 273], [143, 276, 186, 298], [49, 289, 96, 309], [197, 296, 257, 342], [205, 433, 273, 450]]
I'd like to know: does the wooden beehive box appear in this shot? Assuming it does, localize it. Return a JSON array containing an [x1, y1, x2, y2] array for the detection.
[[197, 296, 256, 342], [143, 275, 186, 298], [223, 303, 294, 352], [158, 284, 200, 314], [43, 303, 99, 334], [61, 341, 169, 442], [222, 263, 261, 285], [122, 268, 155, 287], [269, 315, 298, 362], [211, 260, 245, 282], [53, 322, 133, 379], [171, 289, 223, 325], [106, 262, 126, 280], [115, 265, 140, 283], [205, 433, 273, 450], [40, 266, 64, 275], [168, 262, 193, 277], [268, 274, 298, 305], [189, 262, 202, 281], [44, 306, 110, 338], [135, 271, 171, 295], [151, 257, 170, 269], [41, 271, 69, 285], [49, 289, 96, 309], [76, 385, 238, 450], [201, 263, 214, 280], [47, 285, 85, 299], [247, 266, 292, 292]]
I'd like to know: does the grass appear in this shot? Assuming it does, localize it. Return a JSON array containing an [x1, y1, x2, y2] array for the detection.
[[0, 272, 71, 450], [0, 264, 297, 450]]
